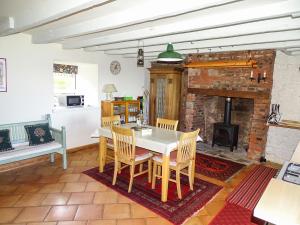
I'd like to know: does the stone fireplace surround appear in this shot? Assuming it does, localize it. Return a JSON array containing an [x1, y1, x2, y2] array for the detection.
[[180, 50, 276, 160]]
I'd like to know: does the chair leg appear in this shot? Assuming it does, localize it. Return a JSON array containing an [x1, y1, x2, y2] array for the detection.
[[50, 153, 55, 163], [158, 165, 162, 176], [148, 159, 152, 183], [139, 163, 143, 173], [152, 161, 157, 189], [188, 162, 194, 191], [176, 168, 182, 199], [128, 164, 135, 193], [62, 151, 67, 169], [112, 161, 118, 185], [118, 162, 122, 174]]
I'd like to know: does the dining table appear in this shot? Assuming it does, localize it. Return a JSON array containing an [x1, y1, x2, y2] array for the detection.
[[91, 123, 201, 202]]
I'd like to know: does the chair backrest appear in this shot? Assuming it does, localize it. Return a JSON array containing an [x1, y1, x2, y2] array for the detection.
[[101, 115, 121, 127], [156, 118, 178, 131], [111, 126, 136, 164], [177, 129, 200, 164]]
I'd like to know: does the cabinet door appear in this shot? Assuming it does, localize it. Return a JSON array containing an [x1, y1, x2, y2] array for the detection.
[[149, 77, 156, 125], [156, 77, 167, 119]]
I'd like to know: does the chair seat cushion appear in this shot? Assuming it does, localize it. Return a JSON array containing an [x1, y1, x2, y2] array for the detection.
[[153, 151, 177, 166], [135, 147, 152, 161]]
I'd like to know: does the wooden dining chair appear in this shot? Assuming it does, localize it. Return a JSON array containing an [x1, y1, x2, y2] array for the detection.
[[101, 115, 121, 160], [156, 118, 178, 131], [111, 126, 153, 193], [151, 129, 200, 199], [101, 115, 121, 128]]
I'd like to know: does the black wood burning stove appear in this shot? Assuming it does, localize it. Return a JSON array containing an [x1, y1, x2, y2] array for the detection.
[[212, 97, 239, 151]]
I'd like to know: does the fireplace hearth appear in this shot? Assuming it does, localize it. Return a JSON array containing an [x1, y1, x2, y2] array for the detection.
[[212, 97, 239, 151]]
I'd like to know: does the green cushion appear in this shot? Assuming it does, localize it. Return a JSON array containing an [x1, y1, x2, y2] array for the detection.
[[0, 129, 14, 152], [24, 123, 54, 146]]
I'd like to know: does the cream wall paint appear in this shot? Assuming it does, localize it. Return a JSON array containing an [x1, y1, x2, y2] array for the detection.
[[265, 51, 300, 163], [0, 33, 145, 148]]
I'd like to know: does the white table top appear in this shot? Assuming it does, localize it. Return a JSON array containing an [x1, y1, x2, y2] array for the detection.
[[91, 124, 202, 155], [254, 178, 300, 225], [291, 141, 300, 163]]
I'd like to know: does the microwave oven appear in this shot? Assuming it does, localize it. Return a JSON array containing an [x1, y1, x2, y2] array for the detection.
[[58, 95, 84, 107]]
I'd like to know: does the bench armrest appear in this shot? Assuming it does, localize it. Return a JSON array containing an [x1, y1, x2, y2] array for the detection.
[[50, 126, 66, 149]]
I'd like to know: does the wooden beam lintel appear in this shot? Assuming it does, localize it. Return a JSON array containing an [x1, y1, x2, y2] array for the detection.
[[184, 60, 257, 68], [187, 88, 269, 99]]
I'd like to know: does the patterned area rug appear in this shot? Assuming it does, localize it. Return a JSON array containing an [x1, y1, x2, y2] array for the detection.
[[84, 163, 222, 225], [195, 153, 245, 181]]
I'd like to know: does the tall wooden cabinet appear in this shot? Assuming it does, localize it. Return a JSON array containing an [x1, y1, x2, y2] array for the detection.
[[148, 65, 183, 126], [101, 100, 140, 124]]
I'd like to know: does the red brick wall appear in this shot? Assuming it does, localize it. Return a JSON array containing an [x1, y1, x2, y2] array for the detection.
[[180, 50, 276, 160]]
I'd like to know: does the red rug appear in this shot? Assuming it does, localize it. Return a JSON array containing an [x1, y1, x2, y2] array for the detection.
[[226, 165, 277, 210], [209, 203, 257, 225], [83, 163, 222, 225], [209, 165, 277, 225], [195, 153, 245, 181]]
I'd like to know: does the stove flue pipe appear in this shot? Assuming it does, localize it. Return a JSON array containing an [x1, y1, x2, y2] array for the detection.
[[224, 97, 232, 125]]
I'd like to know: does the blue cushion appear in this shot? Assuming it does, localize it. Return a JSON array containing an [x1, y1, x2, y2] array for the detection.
[[0, 129, 14, 152]]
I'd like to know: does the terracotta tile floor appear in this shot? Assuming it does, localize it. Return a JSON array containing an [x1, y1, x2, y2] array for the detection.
[[0, 146, 281, 225]]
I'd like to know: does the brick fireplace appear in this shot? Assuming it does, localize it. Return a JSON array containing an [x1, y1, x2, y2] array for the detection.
[[180, 50, 276, 160]]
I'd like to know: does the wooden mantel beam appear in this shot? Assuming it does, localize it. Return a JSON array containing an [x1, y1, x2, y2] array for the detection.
[[184, 59, 257, 68], [187, 88, 269, 99]]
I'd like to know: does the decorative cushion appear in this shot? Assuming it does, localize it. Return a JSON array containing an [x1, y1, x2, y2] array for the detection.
[[24, 123, 54, 146], [0, 129, 14, 152]]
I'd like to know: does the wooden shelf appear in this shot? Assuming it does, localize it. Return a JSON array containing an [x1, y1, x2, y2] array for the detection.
[[268, 123, 300, 130], [101, 100, 140, 123]]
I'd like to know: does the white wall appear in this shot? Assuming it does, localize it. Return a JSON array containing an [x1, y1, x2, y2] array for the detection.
[[98, 56, 145, 101], [0, 33, 146, 148], [265, 51, 300, 163]]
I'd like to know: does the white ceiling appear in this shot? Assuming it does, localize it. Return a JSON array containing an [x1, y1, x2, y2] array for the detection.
[[1, 0, 300, 59]]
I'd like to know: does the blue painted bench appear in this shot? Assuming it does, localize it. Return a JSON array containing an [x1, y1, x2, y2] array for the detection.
[[0, 114, 67, 169]]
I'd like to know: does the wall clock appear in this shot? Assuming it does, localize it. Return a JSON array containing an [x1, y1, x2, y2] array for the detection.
[[110, 60, 121, 75]]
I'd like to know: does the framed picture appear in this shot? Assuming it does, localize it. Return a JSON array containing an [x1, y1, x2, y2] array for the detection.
[[0, 58, 7, 92]]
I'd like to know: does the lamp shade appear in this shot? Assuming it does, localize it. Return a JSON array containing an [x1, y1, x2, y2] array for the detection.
[[102, 84, 117, 93], [157, 43, 183, 62]]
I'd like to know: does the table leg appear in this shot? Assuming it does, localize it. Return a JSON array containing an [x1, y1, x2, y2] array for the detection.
[[99, 136, 107, 172], [161, 154, 170, 202]]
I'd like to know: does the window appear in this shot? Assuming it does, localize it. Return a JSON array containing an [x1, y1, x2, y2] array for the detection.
[[53, 63, 78, 94]]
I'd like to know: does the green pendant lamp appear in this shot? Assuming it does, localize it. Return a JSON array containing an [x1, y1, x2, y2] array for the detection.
[[157, 43, 183, 62]]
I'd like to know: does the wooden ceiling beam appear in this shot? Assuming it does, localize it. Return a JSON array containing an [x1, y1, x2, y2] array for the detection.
[[62, 0, 300, 49], [120, 40, 300, 58], [103, 30, 300, 55], [0, 0, 113, 36], [85, 17, 300, 52], [31, 0, 238, 43]]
